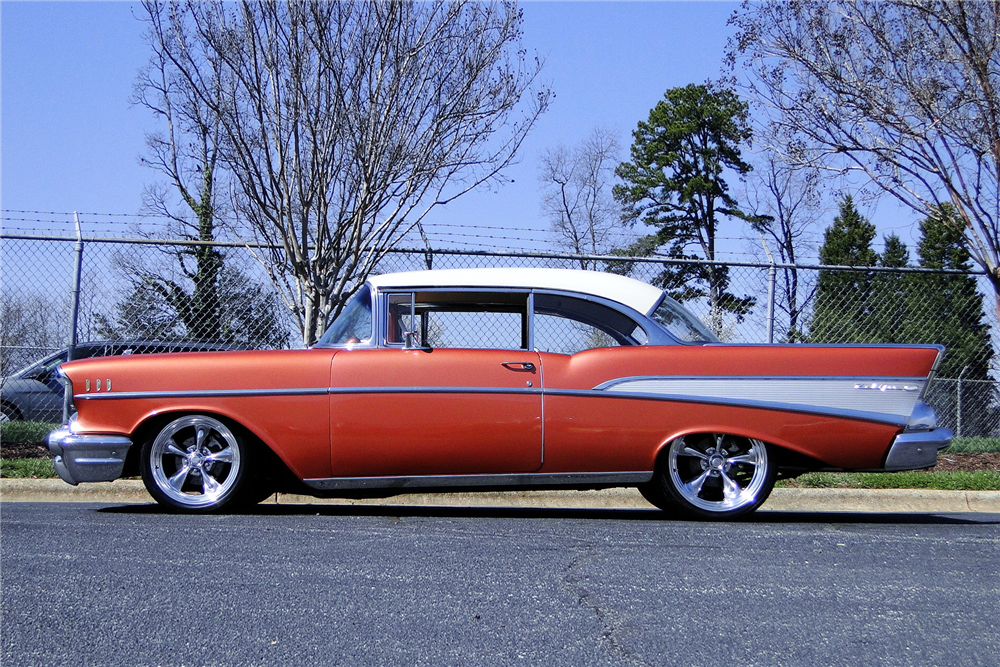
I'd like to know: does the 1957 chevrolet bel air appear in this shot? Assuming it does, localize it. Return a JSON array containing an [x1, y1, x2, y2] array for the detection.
[[48, 267, 952, 518]]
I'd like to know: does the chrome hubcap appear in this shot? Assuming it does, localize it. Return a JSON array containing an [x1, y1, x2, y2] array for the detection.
[[668, 434, 769, 513], [150, 416, 240, 508]]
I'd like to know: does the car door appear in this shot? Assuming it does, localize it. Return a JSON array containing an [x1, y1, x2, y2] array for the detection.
[[328, 290, 542, 478]]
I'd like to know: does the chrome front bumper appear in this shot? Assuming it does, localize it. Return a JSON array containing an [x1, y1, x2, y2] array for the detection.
[[47, 428, 133, 485], [884, 428, 953, 471]]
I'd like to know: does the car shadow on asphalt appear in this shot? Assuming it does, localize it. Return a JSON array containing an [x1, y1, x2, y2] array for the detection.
[[95, 503, 999, 524]]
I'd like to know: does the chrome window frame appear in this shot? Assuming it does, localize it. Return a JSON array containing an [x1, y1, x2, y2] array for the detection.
[[313, 284, 378, 349], [645, 293, 719, 345], [379, 287, 533, 350]]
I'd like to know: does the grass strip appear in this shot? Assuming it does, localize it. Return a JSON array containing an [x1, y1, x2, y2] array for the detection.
[[778, 470, 1000, 491], [0, 458, 57, 479]]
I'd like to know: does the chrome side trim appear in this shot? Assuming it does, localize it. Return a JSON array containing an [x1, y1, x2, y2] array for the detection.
[[76, 386, 544, 400], [593, 374, 927, 389], [328, 387, 544, 396], [76, 387, 336, 400], [303, 471, 653, 491], [74, 380, 918, 426], [883, 428, 953, 471]]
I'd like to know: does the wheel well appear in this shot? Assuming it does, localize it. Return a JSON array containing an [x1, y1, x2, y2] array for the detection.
[[650, 431, 821, 478], [123, 411, 296, 487], [0, 401, 23, 421]]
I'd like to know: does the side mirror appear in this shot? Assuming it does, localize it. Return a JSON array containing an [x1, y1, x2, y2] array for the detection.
[[403, 330, 420, 349]]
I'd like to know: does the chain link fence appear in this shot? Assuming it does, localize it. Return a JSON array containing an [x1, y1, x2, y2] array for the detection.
[[2, 231, 998, 434]]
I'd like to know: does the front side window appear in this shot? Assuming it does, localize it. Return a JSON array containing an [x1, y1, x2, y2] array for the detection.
[[384, 290, 528, 350], [317, 286, 373, 346]]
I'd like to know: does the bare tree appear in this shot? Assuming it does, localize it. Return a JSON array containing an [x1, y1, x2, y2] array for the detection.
[[538, 128, 622, 269], [143, 1, 550, 345], [133, 6, 229, 342], [1, 292, 67, 373], [743, 149, 821, 341], [729, 1, 1000, 312]]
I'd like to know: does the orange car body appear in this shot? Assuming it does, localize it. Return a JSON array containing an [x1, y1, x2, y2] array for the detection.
[[48, 268, 952, 515]]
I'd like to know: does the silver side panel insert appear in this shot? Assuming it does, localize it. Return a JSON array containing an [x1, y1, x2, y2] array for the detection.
[[592, 376, 927, 426]]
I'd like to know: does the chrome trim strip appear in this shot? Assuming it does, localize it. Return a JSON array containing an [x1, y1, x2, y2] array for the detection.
[[75, 387, 331, 400], [77, 386, 545, 400], [303, 471, 653, 491], [593, 374, 927, 389], [527, 291, 535, 351], [330, 386, 544, 396], [74, 378, 920, 426]]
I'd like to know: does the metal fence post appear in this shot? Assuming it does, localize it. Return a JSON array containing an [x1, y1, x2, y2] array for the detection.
[[758, 234, 777, 344], [956, 366, 968, 438], [766, 262, 776, 344], [63, 212, 85, 424]]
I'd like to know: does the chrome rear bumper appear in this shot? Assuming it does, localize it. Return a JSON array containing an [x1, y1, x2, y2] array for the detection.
[[47, 428, 133, 485], [884, 428, 953, 471]]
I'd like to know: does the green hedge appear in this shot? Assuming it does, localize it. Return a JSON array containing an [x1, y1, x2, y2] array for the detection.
[[944, 437, 1000, 454], [0, 421, 58, 446]]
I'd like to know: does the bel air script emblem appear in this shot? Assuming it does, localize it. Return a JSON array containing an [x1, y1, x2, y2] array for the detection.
[[853, 382, 920, 392]]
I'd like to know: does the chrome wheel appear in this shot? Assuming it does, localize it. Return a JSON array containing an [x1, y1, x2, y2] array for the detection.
[[144, 415, 244, 510], [0, 402, 18, 422], [663, 433, 774, 517]]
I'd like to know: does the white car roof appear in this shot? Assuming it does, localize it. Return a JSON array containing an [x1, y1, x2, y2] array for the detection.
[[367, 267, 664, 315]]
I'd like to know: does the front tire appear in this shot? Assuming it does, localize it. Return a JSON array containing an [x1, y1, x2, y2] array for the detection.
[[640, 433, 776, 520], [141, 415, 250, 513]]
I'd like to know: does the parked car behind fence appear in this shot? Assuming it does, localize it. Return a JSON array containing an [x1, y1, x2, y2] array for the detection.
[[1, 341, 233, 423]]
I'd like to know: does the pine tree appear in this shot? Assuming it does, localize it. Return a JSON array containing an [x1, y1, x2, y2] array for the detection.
[[870, 234, 911, 343], [613, 82, 756, 333], [809, 195, 878, 342], [902, 206, 994, 432]]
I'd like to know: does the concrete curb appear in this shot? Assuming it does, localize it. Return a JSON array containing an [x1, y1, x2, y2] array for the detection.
[[2, 478, 998, 513]]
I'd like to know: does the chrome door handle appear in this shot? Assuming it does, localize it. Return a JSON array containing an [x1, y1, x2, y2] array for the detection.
[[502, 361, 536, 372]]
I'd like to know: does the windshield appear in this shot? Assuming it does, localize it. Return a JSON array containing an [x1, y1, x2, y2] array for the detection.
[[317, 286, 373, 346], [650, 296, 719, 343]]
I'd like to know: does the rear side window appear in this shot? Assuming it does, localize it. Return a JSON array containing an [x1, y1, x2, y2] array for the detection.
[[651, 296, 719, 343], [533, 293, 647, 354]]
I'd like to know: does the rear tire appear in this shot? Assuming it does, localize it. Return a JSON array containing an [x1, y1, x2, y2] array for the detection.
[[141, 415, 253, 513], [0, 402, 22, 422], [640, 433, 776, 520]]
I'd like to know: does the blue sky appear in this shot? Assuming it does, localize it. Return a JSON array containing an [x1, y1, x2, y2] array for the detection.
[[1, 1, 912, 258]]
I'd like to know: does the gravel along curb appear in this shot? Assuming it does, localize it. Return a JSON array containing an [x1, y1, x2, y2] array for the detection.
[[1, 479, 998, 513]]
